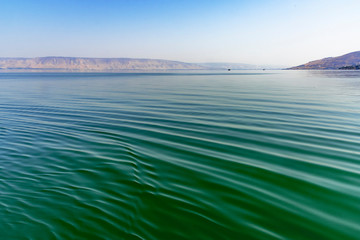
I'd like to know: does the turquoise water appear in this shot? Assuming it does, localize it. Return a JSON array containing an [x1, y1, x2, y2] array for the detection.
[[1, 70, 360, 239]]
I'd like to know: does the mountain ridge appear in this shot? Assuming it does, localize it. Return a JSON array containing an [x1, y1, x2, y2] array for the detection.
[[289, 51, 360, 70], [0, 57, 207, 71], [0, 56, 283, 71]]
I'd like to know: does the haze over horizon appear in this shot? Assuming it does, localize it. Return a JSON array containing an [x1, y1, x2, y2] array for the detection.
[[1, 0, 360, 66]]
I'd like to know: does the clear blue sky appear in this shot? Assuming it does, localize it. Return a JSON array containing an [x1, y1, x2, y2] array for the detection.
[[1, 0, 360, 66]]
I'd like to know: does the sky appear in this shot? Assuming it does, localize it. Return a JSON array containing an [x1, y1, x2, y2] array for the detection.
[[1, 0, 360, 66]]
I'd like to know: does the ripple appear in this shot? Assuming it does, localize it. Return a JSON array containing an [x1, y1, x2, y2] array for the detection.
[[1, 71, 360, 239]]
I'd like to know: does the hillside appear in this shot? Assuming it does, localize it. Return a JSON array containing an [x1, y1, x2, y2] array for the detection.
[[289, 51, 360, 70], [0, 57, 207, 71]]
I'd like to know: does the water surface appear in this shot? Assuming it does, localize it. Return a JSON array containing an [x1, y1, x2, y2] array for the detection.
[[1, 70, 360, 239]]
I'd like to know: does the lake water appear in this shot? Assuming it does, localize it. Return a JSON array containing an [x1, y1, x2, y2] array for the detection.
[[1, 70, 360, 239]]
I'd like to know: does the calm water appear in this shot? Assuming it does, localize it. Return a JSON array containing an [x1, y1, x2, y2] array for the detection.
[[1, 70, 360, 239]]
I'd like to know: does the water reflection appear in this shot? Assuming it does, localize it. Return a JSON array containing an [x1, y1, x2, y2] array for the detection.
[[302, 69, 360, 78]]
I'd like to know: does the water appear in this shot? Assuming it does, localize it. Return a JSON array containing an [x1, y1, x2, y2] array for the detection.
[[1, 70, 360, 239]]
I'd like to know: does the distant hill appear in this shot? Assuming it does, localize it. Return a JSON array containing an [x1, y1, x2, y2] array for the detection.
[[0, 57, 207, 71], [289, 51, 360, 70], [0, 57, 285, 71]]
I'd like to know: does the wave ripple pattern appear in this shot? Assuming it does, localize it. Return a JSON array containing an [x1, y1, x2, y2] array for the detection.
[[1, 71, 360, 239]]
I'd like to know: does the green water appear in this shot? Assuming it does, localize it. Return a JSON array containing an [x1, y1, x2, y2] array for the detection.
[[1, 70, 360, 239]]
